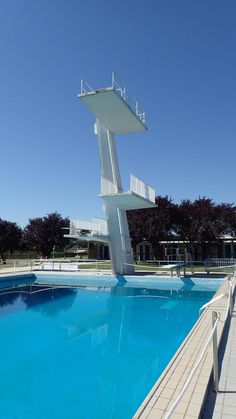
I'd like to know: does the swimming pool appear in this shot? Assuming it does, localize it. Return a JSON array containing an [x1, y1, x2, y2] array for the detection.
[[0, 275, 221, 418]]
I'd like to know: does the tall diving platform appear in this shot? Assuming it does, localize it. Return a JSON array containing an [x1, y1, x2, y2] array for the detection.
[[65, 73, 156, 275]]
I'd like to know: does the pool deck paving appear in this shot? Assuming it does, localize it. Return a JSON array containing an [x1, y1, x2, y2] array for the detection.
[[203, 298, 236, 419], [133, 277, 236, 419]]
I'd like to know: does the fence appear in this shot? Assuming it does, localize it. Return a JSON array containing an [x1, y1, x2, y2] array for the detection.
[[2, 258, 236, 277], [204, 258, 236, 268], [30, 259, 111, 273]]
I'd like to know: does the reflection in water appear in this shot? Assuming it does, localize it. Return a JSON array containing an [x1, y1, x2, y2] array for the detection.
[[0, 284, 77, 317], [0, 291, 19, 307]]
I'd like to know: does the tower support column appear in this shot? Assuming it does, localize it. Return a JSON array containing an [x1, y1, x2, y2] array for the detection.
[[96, 120, 135, 275]]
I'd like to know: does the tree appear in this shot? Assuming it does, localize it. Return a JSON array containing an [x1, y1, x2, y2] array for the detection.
[[0, 219, 22, 263], [144, 196, 178, 259], [23, 212, 69, 257], [127, 196, 178, 259], [211, 203, 236, 239], [127, 208, 147, 258], [174, 198, 236, 258]]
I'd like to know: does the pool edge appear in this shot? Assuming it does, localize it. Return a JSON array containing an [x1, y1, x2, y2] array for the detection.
[[133, 276, 235, 418]]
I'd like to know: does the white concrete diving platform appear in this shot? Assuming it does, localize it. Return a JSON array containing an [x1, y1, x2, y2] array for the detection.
[[66, 73, 156, 275], [100, 191, 156, 210], [100, 174, 156, 210], [64, 218, 109, 244], [80, 88, 147, 134]]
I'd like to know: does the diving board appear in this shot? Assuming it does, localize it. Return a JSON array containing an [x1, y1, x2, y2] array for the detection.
[[159, 263, 183, 277]]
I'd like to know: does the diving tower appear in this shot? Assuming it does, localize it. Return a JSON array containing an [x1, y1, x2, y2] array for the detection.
[[66, 73, 156, 275]]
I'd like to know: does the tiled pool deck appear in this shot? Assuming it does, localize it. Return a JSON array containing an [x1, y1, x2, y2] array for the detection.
[[134, 278, 235, 419], [0, 269, 235, 418], [203, 299, 236, 419]]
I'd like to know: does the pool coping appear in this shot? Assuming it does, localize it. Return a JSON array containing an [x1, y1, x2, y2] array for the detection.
[[133, 276, 235, 419]]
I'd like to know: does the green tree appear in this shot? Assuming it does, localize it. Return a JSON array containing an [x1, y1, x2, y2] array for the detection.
[[128, 196, 178, 259], [127, 208, 147, 258], [23, 212, 69, 257], [145, 196, 178, 259], [0, 219, 22, 263], [174, 198, 236, 258]]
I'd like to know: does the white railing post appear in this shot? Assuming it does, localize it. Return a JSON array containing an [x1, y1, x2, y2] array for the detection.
[[120, 261, 123, 275], [112, 72, 115, 89], [212, 311, 219, 392], [123, 86, 126, 100], [228, 279, 233, 316]]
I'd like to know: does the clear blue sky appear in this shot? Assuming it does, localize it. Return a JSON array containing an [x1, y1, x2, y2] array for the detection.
[[1, 0, 236, 227]]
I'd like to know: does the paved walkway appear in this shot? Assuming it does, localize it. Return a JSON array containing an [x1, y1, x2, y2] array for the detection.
[[134, 279, 232, 419], [203, 299, 236, 418]]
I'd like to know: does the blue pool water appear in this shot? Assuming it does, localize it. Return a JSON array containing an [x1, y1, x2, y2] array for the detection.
[[0, 275, 221, 418]]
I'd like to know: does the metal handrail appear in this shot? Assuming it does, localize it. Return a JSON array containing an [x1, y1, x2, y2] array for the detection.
[[164, 313, 220, 419], [207, 264, 236, 270], [199, 293, 227, 313], [164, 277, 234, 418], [70, 218, 108, 236], [31, 259, 112, 273], [80, 79, 94, 95], [204, 258, 236, 267], [111, 72, 146, 124]]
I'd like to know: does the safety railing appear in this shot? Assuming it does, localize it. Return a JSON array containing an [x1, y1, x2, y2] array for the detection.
[[0, 259, 32, 272], [31, 259, 111, 273], [3, 259, 236, 278], [101, 174, 156, 204], [92, 218, 109, 236], [164, 277, 234, 419], [30, 259, 185, 275], [112, 72, 146, 124], [130, 174, 155, 203], [80, 79, 95, 95], [101, 177, 119, 195], [204, 258, 236, 269], [69, 218, 108, 236], [205, 262, 236, 276], [199, 293, 227, 314]]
